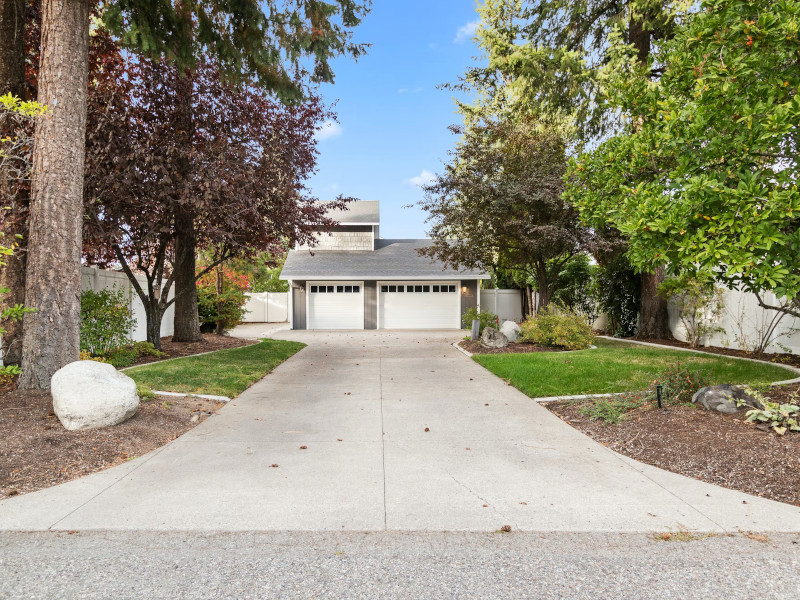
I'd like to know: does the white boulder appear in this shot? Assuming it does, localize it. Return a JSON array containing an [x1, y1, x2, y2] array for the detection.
[[51, 360, 140, 431], [499, 320, 521, 343]]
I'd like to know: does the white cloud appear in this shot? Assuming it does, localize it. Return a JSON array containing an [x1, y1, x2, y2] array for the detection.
[[454, 20, 479, 43], [315, 120, 343, 141], [429, 42, 438, 50], [405, 169, 436, 187]]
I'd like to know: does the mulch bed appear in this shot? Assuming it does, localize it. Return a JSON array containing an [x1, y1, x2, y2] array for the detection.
[[130, 334, 255, 366], [624, 337, 800, 369], [0, 335, 252, 500], [0, 386, 223, 500], [459, 340, 566, 355], [547, 383, 800, 506]]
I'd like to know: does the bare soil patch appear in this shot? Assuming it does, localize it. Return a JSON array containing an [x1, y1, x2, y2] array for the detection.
[[0, 386, 223, 500], [131, 334, 255, 366], [459, 340, 566, 355], [547, 383, 800, 506], [625, 337, 800, 369]]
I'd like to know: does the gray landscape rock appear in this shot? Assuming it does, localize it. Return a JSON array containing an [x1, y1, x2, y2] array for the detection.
[[480, 326, 509, 349], [51, 360, 140, 431], [499, 321, 521, 343], [691, 384, 763, 414]]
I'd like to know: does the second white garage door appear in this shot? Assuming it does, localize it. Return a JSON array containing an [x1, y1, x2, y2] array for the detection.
[[379, 282, 460, 329], [307, 281, 364, 329]]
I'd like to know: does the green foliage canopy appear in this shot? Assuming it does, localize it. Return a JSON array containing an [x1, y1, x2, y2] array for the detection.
[[104, 0, 371, 101], [566, 0, 800, 318]]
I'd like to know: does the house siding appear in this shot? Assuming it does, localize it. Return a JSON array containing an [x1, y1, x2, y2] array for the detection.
[[460, 280, 478, 324], [292, 281, 307, 330], [296, 226, 373, 251], [364, 281, 377, 329]]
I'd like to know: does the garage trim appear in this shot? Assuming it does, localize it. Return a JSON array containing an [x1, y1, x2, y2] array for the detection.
[[305, 280, 365, 330], [377, 280, 461, 330]]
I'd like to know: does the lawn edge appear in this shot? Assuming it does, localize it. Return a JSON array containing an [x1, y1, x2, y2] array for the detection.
[[120, 338, 262, 371], [597, 336, 800, 386], [126, 338, 307, 398]]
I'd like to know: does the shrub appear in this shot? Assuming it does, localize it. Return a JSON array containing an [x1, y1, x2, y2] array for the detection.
[[82, 341, 167, 368], [80, 288, 136, 356], [552, 254, 600, 326], [651, 364, 711, 406], [197, 268, 249, 332], [595, 254, 640, 336], [462, 307, 499, 334], [79, 350, 107, 363], [658, 274, 725, 347], [132, 341, 167, 359], [519, 306, 594, 350], [0, 364, 21, 385]]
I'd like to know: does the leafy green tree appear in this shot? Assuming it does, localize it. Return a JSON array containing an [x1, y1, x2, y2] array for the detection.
[[419, 118, 593, 314], [460, 0, 677, 337], [567, 0, 800, 320]]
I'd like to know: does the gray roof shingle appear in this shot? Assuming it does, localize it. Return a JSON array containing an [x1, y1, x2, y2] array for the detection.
[[324, 200, 380, 224], [280, 239, 489, 280]]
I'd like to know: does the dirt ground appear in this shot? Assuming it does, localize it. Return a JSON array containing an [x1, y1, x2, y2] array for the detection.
[[626, 337, 800, 369], [459, 340, 566, 355], [547, 383, 800, 506], [0, 387, 223, 500], [131, 334, 255, 366]]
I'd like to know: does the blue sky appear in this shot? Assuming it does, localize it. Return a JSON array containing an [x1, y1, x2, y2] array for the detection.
[[308, 2, 484, 239]]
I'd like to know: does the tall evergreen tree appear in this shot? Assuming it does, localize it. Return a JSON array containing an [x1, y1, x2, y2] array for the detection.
[[462, 0, 676, 337], [18, 0, 370, 389]]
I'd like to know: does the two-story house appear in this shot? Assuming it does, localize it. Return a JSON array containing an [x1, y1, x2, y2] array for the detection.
[[280, 201, 489, 330]]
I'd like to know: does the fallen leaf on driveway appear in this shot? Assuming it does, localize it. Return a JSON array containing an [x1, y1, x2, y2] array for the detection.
[[299, 445, 307, 450]]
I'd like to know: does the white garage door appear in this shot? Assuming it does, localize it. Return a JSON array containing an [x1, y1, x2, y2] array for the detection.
[[379, 282, 460, 329], [307, 281, 364, 329]]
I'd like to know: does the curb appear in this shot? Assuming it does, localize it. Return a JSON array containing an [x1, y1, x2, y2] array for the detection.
[[152, 390, 232, 403], [453, 340, 598, 359], [121, 339, 261, 372]]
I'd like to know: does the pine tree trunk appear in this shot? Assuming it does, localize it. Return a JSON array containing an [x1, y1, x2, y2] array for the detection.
[[0, 0, 27, 365], [172, 206, 202, 342], [19, 0, 89, 389], [170, 63, 201, 343], [637, 267, 671, 339], [628, 13, 671, 339]]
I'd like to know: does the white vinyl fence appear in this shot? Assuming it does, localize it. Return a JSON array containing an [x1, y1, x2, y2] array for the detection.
[[81, 266, 175, 341], [241, 292, 289, 323], [668, 287, 800, 355], [480, 288, 523, 323]]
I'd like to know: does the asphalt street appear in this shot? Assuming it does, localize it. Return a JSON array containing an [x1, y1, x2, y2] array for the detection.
[[2, 531, 799, 599]]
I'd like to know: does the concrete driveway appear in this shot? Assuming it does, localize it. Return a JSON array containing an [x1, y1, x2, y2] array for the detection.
[[1, 329, 799, 532]]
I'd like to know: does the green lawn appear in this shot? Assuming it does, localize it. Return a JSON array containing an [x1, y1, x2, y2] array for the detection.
[[126, 339, 306, 398], [472, 338, 796, 398]]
